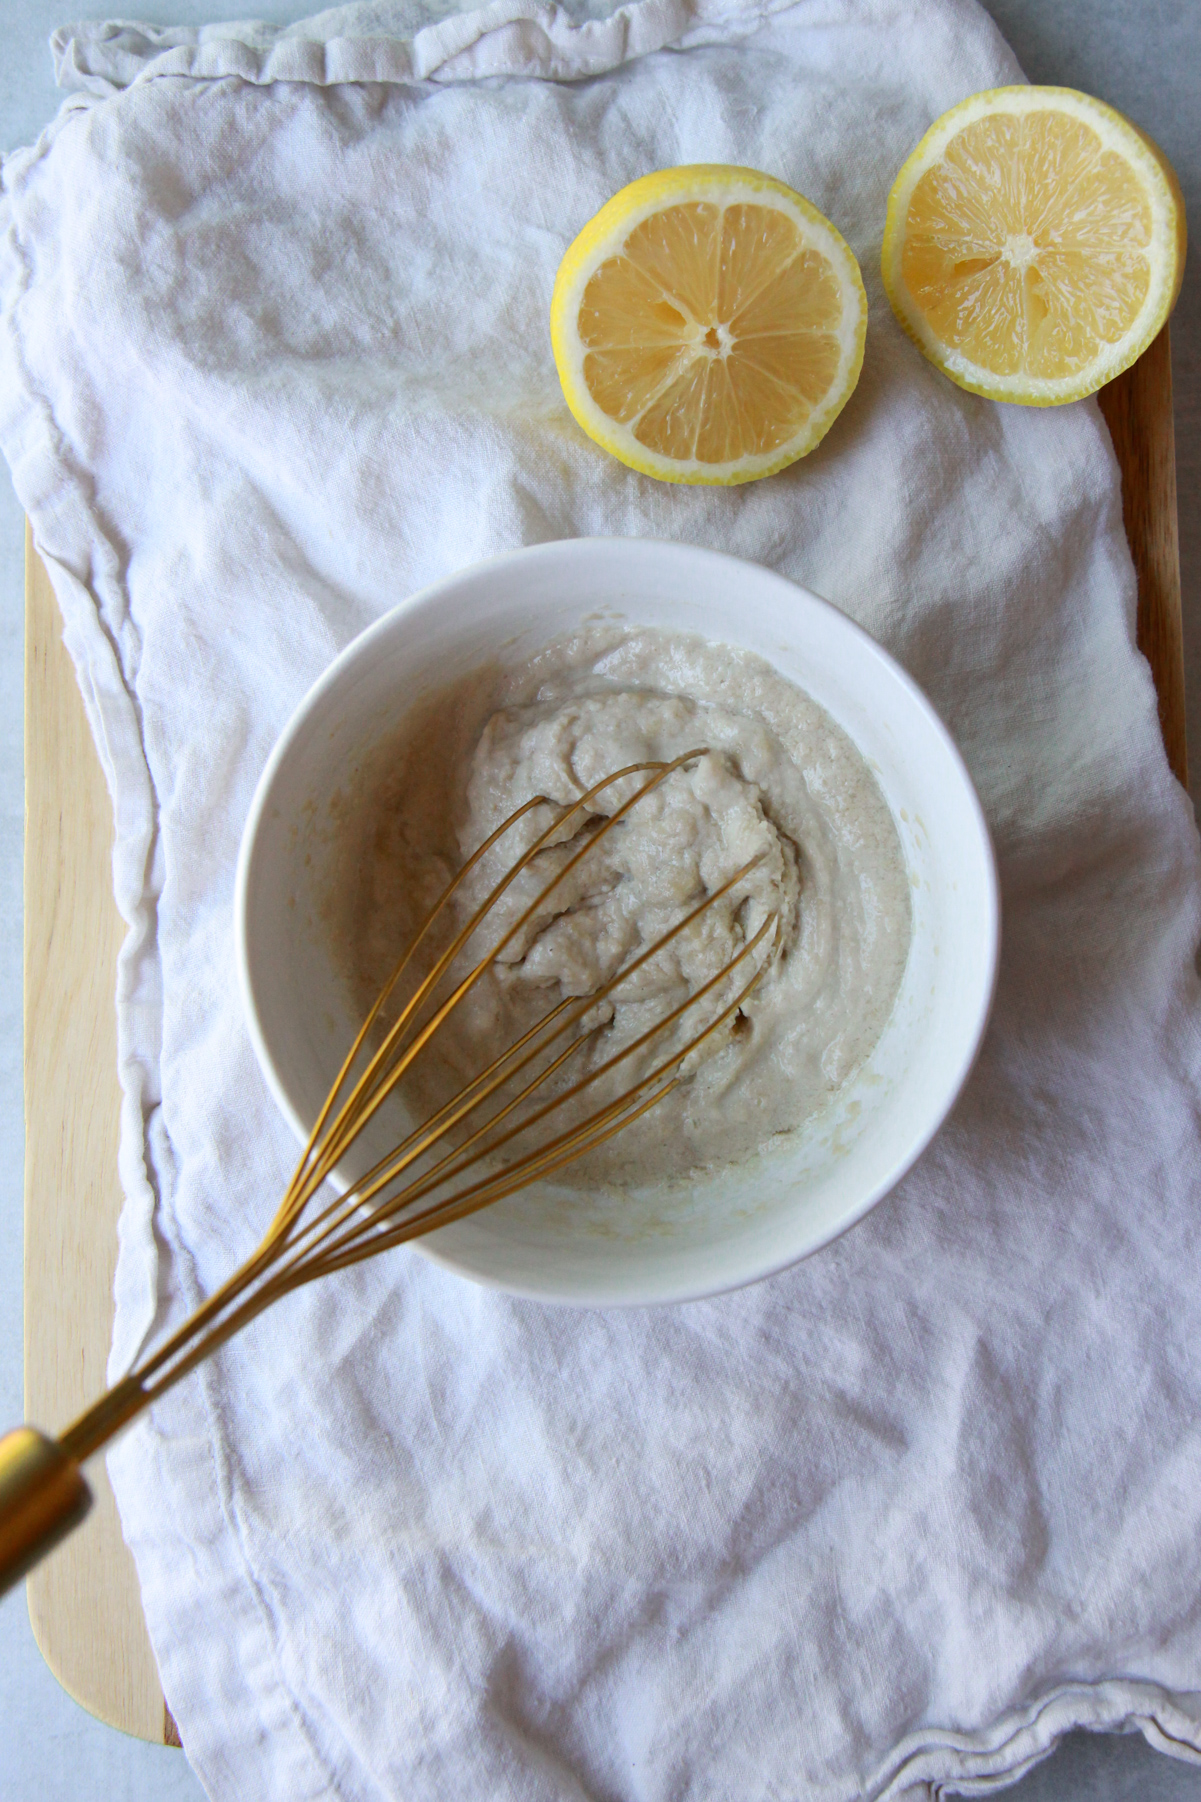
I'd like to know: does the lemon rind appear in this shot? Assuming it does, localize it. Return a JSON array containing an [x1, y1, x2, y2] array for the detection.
[[881, 86, 1187, 407], [551, 166, 868, 484]]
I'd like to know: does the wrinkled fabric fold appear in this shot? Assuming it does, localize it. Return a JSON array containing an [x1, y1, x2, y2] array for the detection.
[[51, 0, 778, 94], [3, 1, 1201, 1797]]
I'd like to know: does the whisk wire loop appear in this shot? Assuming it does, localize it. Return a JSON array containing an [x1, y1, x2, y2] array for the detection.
[[332, 846, 768, 1225], [303, 750, 710, 1198]]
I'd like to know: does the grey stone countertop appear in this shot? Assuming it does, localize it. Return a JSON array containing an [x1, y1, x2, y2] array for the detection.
[[0, 2, 1198, 1798]]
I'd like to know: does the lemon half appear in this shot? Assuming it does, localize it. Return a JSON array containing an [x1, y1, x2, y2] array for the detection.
[[551, 166, 868, 485], [882, 87, 1186, 405]]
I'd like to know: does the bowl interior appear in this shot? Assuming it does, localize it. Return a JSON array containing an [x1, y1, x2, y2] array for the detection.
[[237, 539, 997, 1305]]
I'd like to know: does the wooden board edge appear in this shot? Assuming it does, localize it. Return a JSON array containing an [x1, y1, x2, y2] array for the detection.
[[1097, 323, 1187, 786], [22, 523, 172, 1745]]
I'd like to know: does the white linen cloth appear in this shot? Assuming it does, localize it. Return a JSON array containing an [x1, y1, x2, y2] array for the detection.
[[4, 0, 1201, 1794]]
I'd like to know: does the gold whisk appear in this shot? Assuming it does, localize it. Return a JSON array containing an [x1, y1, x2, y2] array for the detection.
[[0, 748, 779, 1594]]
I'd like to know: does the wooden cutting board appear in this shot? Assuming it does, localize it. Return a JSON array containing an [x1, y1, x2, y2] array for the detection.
[[21, 326, 1185, 1746]]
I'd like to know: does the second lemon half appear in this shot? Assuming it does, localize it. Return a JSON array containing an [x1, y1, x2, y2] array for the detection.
[[551, 167, 867, 485]]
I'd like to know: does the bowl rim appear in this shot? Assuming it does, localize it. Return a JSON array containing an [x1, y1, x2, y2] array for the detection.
[[235, 536, 1000, 1306]]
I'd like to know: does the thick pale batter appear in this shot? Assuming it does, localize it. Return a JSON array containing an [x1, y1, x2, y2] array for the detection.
[[328, 625, 911, 1184]]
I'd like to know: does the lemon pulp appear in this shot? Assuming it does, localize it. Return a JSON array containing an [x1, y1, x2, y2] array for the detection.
[[882, 88, 1185, 405]]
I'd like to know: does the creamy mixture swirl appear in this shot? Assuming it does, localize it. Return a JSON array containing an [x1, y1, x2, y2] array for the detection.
[[329, 626, 911, 1183]]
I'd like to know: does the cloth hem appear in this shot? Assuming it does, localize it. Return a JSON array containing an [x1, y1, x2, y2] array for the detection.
[[51, 0, 816, 93], [873, 1679, 1201, 1800], [0, 134, 164, 1381]]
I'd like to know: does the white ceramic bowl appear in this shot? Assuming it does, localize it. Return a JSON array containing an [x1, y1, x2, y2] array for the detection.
[[236, 539, 998, 1307]]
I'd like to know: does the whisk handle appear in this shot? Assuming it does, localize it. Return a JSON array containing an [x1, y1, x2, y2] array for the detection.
[[0, 1426, 91, 1598]]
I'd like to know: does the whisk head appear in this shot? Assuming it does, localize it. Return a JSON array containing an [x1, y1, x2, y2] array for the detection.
[[274, 747, 784, 1282]]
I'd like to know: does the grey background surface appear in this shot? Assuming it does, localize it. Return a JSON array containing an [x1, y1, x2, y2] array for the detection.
[[0, 2, 1198, 1798]]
